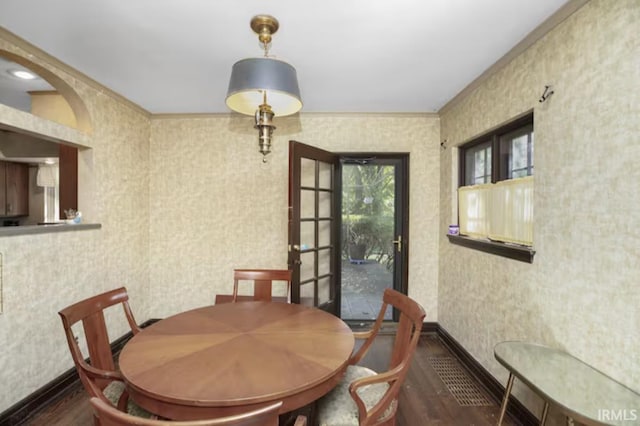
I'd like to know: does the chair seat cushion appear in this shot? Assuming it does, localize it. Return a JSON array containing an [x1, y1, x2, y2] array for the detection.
[[103, 381, 153, 418], [317, 365, 391, 426]]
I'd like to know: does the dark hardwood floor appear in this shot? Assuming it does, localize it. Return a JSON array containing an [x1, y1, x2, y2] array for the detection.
[[22, 334, 517, 425]]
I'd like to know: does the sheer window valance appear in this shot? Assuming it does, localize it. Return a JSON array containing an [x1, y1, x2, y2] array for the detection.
[[458, 176, 533, 246]]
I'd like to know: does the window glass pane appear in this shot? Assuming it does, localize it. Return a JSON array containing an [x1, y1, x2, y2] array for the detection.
[[318, 161, 332, 189], [318, 219, 331, 247], [318, 276, 331, 306], [318, 248, 331, 276], [300, 252, 315, 282], [464, 150, 474, 185], [530, 132, 534, 173], [474, 150, 485, 182], [301, 221, 315, 250], [511, 134, 528, 178], [500, 126, 534, 179], [319, 191, 332, 217], [301, 158, 315, 187], [301, 189, 315, 219], [300, 282, 314, 306], [465, 142, 492, 185]]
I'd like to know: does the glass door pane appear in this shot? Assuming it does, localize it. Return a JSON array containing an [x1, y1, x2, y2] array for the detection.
[[341, 162, 398, 321]]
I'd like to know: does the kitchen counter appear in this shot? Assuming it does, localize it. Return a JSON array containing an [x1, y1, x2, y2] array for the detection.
[[0, 223, 101, 237]]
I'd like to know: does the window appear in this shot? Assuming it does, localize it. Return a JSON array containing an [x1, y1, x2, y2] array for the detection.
[[461, 113, 533, 186], [464, 140, 492, 184], [457, 113, 534, 251]]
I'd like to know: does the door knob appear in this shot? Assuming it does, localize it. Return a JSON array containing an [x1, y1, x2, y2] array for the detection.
[[289, 245, 302, 264]]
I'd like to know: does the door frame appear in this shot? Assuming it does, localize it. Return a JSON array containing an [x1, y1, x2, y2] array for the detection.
[[339, 153, 410, 321]]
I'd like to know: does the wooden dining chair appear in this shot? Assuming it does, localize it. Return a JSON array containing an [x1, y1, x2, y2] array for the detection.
[[226, 269, 292, 303], [58, 287, 151, 418], [317, 288, 426, 426], [90, 398, 283, 426]]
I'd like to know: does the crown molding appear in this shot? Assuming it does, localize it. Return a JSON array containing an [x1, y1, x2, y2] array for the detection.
[[297, 112, 439, 119], [151, 113, 230, 120], [151, 111, 440, 120]]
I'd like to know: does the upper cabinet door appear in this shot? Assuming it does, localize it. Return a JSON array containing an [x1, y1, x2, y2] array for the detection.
[[5, 162, 29, 216]]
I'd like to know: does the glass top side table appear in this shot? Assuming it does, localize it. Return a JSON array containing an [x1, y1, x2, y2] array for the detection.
[[494, 341, 640, 426]]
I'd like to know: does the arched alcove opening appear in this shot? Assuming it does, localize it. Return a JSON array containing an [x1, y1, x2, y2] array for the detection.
[[0, 49, 93, 133]]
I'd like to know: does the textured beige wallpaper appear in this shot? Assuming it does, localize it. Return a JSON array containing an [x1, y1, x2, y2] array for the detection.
[[439, 0, 640, 420], [0, 40, 151, 411], [149, 114, 440, 320]]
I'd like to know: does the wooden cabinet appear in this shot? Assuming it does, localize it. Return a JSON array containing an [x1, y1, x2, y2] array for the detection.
[[0, 161, 29, 217], [58, 144, 78, 217]]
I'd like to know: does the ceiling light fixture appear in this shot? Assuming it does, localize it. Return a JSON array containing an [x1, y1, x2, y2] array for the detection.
[[7, 69, 37, 80], [226, 15, 302, 162]]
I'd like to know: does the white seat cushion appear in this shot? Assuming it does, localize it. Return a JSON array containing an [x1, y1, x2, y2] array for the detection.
[[317, 365, 391, 426], [103, 381, 153, 418]]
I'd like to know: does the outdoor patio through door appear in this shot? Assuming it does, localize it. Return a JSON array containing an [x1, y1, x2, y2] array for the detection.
[[340, 155, 408, 322]]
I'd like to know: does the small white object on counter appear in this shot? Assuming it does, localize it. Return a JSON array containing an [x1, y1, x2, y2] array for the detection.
[[66, 211, 82, 225]]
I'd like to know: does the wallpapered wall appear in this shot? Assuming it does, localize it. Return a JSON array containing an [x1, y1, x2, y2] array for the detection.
[[149, 114, 440, 319], [439, 0, 639, 421], [0, 39, 151, 411]]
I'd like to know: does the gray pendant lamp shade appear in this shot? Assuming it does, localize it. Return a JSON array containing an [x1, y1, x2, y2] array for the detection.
[[226, 57, 302, 117]]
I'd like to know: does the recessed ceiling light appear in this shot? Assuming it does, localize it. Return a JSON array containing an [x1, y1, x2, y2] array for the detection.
[[7, 69, 37, 80]]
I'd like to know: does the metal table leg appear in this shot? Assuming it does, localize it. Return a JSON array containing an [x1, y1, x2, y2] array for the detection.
[[540, 401, 549, 425], [497, 373, 515, 425]]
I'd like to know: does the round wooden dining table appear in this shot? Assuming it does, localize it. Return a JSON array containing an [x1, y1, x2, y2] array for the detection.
[[118, 301, 355, 420]]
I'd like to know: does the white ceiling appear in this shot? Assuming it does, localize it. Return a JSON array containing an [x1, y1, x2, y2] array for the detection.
[[0, 0, 573, 114], [0, 56, 54, 112]]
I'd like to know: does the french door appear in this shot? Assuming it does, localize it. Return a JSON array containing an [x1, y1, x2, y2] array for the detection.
[[288, 141, 341, 315]]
